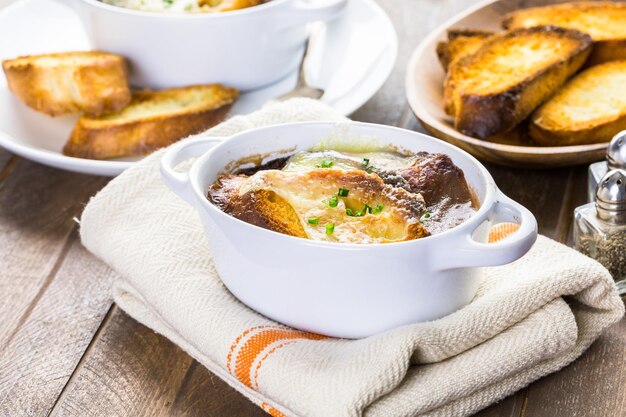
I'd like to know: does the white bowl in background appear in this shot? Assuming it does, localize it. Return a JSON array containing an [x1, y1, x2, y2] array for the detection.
[[67, 0, 348, 90], [161, 122, 538, 338]]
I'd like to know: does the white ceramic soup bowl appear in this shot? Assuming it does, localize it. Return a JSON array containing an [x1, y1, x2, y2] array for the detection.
[[160, 122, 537, 338], [65, 0, 347, 90]]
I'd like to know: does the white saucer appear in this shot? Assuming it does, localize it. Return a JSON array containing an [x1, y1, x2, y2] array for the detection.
[[0, 0, 396, 176]]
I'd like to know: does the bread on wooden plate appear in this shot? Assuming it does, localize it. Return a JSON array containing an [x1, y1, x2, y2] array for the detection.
[[63, 84, 238, 160], [443, 26, 592, 139], [530, 60, 626, 146], [2, 51, 131, 117], [436, 29, 493, 71], [502, 1, 626, 66]]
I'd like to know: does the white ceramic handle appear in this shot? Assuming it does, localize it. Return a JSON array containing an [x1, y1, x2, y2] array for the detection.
[[160, 137, 221, 206], [278, 0, 348, 27], [433, 191, 538, 271]]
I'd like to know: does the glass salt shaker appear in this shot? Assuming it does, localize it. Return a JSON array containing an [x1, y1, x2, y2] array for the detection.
[[575, 169, 626, 295], [588, 131, 626, 202]]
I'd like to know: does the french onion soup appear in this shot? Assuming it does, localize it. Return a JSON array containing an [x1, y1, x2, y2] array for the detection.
[[208, 147, 478, 244]]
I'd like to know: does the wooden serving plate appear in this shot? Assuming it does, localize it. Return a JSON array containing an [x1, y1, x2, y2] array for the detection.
[[406, 0, 612, 168]]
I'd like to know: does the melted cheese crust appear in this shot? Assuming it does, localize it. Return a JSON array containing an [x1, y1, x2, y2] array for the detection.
[[239, 169, 428, 244]]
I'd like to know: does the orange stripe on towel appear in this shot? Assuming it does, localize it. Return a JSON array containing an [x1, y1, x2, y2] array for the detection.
[[261, 403, 287, 417], [488, 222, 520, 243], [233, 328, 326, 388]]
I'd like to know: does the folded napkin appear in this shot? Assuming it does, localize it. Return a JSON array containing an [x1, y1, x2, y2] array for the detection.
[[80, 98, 624, 417]]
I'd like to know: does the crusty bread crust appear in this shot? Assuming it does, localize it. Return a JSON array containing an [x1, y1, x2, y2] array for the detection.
[[63, 84, 238, 160], [503, 2, 626, 66], [444, 26, 592, 139], [530, 60, 626, 145], [436, 29, 493, 71], [2, 51, 131, 117]]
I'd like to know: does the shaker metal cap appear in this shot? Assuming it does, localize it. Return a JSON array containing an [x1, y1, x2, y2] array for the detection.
[[607, 131, 626, 169], [596, 168, 626, 222]]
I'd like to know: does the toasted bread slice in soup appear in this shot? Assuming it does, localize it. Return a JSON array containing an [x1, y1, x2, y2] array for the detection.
[[436, 29, 494, 71], [503, 1, 626, 66], [2, 51, 131, 117], [530, 60, 626, 146], [209, 169, 430, 244], [443, 26, 592, 139], [64, 84, 238, 160]]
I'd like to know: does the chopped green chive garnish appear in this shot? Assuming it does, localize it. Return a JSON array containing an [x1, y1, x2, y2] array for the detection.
[[320, 159, 333, 168], [326, 223, 335, 235], [362, 158, 370, 166], [338, 188, 349, 197], [372, 204, 384, 214], [420, 212, 431, 222], [346, 208, 354, 216], [364, 204, 372, 214], [324, 195, 338, 208], [308, 217, 319, 224]]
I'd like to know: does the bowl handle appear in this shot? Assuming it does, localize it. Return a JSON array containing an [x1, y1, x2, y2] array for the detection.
[[160, 137, 221, 206], [432, 190, 538, 271], [277, 0, 348, 27]]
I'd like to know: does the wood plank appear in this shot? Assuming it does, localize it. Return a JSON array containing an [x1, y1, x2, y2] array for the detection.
[[169, 360, 264, 416], [0, 231, 114, 417], [0, 158, 108, 346], [47, 307, 266, 417], [0, 151, 16, 185]]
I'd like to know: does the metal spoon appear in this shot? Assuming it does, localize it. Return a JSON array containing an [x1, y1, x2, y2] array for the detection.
[[276, 25, 325, 101]]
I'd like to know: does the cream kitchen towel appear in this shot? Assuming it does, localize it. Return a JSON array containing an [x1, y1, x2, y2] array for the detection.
[[80, 98, 624, 417]]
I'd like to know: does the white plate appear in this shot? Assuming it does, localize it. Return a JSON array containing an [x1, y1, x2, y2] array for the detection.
[[0, 0, 397, 176]]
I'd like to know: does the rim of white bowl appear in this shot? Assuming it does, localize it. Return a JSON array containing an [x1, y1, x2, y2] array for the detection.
[[77, 0, 293, 19]]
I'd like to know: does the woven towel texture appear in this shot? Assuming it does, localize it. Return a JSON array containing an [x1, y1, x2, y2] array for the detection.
[[80, 98, 624, 417]]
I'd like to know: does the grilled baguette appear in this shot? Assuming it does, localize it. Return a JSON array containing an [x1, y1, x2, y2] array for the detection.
[[2, 51, 130, 117], [64, 84, 238, 160], [530, 60, 626, 145], [444, 26, 592, 138], [503, 2, 626, 66], [210, 169, 430, 244], [436, 29, 493, 71]]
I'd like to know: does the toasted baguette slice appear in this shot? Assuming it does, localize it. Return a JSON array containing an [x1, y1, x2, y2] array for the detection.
[[530, 60, 626, 145], [210, 169, 430, 244], [2, 51, 130, 117], [64, 84, 238, 160], [444, 26, 592, 138], [503, 2, 626, 66], [436, 29, 493, 71]]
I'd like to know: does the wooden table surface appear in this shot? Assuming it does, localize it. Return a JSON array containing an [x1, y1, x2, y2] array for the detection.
[[1, 0, 625, 416]]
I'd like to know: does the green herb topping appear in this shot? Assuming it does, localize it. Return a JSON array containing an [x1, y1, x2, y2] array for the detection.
[[308, 217, 319, 224], [372, 204, 384, 214], [323, 195, 339, 208], [320, 160, 334, 168], [362, 158, 370, 166], [326, 223, 335, 235], [420, 212, 431, 222], [338, 188, 349, 197]]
